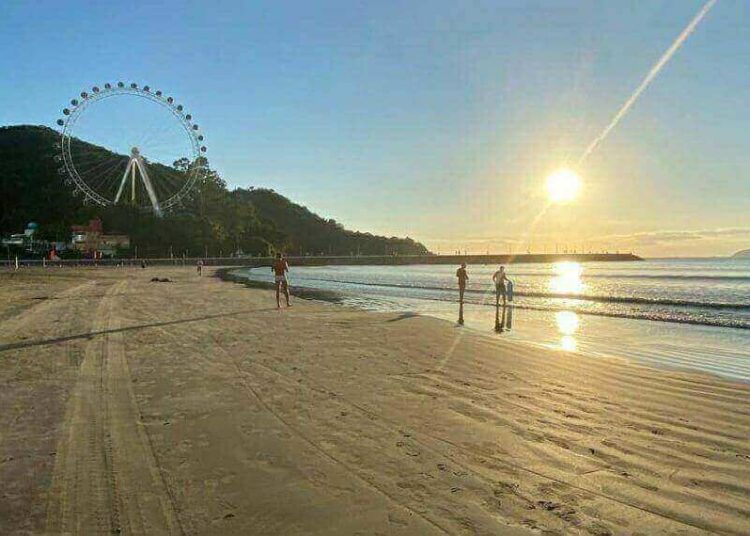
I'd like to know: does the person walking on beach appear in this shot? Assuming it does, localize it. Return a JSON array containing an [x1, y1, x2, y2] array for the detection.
[[197, 259, 203, 276], [272, 253, 291, 308], [492, 265, 511, 306]]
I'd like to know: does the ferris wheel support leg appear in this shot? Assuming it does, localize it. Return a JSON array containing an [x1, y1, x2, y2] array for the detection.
[[135, 157, 162, 216], [131, 163, 136, 203], [115, 159, 134, 204]]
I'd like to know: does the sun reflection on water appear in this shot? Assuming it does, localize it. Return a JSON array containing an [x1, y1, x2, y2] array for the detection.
[[555, 310, 580, 351], [549, 261, 584, 294], [555, 311, 579, 334], [560, 335, 577, 352]]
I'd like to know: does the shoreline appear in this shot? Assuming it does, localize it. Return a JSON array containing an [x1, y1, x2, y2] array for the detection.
[[1, 267, 748, 534], [222, 266, 750, 331], [224, 266, 750, 385], [0, 252, 642, 270]]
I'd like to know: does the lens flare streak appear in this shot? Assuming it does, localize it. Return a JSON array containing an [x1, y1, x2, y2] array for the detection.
[[578, 0, 718, 165]]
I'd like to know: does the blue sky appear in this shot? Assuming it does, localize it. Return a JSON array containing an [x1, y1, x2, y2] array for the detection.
[[2, 0, 748, 256]]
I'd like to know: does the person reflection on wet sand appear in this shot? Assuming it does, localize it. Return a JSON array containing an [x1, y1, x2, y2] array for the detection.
[[494, 300, 507, 332], [493, 266, 512, 332], [505, 296, 513, 329]]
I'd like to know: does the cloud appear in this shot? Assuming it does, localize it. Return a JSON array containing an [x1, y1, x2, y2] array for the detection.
[[590, 227, 750, 246], [424, 236, 524, 245], [422, 227, 750, 255]]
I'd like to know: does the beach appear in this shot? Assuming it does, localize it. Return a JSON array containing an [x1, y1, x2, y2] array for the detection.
[[1, 267, 748, 535]]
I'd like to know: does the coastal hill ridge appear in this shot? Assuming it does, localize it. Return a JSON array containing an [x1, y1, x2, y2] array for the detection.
[[0, 125, 428, 257]]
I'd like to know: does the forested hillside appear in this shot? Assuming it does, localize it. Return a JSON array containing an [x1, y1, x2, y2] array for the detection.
[[0, 125, 429, 257]]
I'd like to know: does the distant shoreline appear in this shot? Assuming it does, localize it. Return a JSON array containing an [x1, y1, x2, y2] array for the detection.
[[1, 252, 641, 269]]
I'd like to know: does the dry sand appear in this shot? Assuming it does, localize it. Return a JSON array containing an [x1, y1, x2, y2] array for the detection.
[[0, 266, 748, 535]]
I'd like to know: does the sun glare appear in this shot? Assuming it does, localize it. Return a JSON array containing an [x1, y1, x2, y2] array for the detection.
[[546, 169, 581, 203], [556, 311, 580, 352], [555, 311, 580, 335], [549, 261, 584, 294]]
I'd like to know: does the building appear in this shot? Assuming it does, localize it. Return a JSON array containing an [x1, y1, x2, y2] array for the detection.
[[1, 222, 50, 255], [71, 218, 130, 257]]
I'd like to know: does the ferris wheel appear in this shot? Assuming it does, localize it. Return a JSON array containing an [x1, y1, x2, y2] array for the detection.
[[56, 82, 208, 215]]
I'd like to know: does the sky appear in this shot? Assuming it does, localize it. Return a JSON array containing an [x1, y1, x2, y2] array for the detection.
[[1, 0, 748, 257]]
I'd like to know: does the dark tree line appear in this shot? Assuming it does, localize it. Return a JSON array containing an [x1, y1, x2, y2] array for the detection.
[[0, 125, 430, 257]]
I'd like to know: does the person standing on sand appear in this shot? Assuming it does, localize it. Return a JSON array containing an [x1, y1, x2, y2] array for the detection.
[[272, 253, 291, 308], [456, 262, 469, 303], [197, 259, 203, 276]]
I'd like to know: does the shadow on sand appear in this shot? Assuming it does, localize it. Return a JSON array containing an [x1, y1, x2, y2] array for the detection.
[[0, 308, 279, 353]]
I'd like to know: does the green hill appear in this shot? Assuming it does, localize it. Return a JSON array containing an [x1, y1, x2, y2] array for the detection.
[[0, 125, 429, 257], [231, 188, 426, 256]]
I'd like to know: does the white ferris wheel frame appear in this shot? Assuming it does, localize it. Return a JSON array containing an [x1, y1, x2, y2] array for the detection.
[[57, 83, 207, 214]]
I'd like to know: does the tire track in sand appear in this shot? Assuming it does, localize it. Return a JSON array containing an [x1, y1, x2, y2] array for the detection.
[[0, 280, 98, 344], [45, 279, 183, 535], [0, 280, 103, 534]]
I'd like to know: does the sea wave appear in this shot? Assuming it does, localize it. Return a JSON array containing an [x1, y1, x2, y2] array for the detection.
[[487, 273, 750, 282], [294, 276, 750, 311], [465, 300, 750, 330], [418, 293, 750, 330]]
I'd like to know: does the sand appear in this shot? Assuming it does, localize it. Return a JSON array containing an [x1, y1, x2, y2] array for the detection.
[[0, 266, 748, 535]]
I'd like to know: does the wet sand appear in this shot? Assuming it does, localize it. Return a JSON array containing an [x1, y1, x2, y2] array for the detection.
[[0, 267, 748, 535]]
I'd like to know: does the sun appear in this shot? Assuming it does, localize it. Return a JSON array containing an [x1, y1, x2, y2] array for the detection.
[[546, 168, 581, 203]]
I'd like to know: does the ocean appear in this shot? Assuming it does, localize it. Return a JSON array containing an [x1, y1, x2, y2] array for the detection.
[[233, 258, 750, 382]]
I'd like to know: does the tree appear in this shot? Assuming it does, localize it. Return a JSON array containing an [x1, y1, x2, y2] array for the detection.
[[0, 125, 431, 257]]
